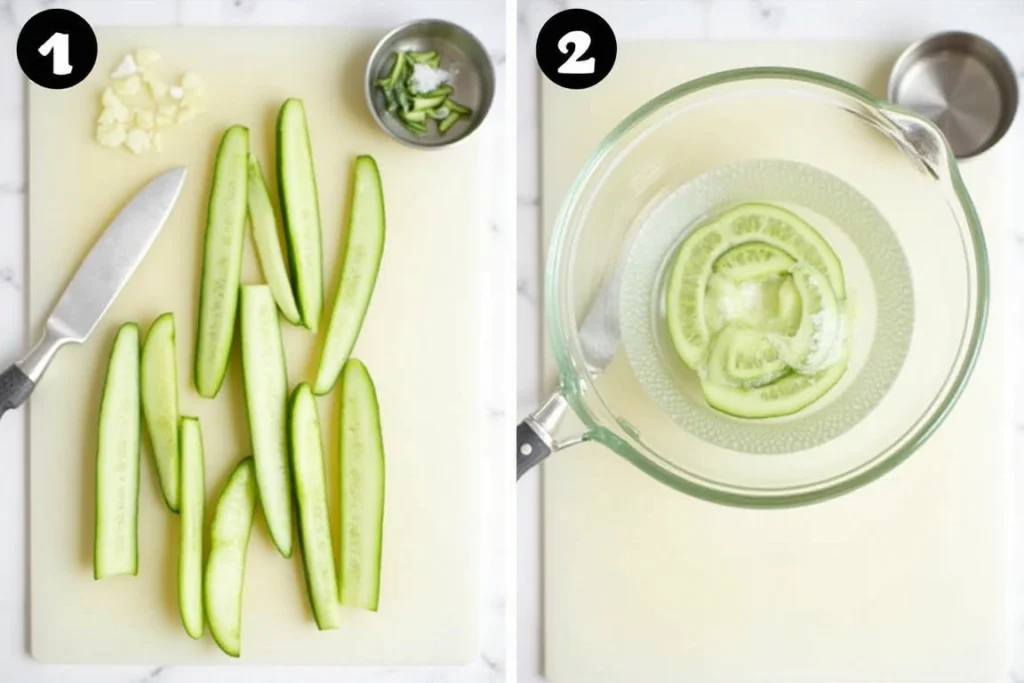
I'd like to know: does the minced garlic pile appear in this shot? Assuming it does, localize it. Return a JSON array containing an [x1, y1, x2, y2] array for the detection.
[[96, 48, 207, 154]]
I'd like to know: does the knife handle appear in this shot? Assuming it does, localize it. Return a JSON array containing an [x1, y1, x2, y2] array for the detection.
[[0, 365, 34, 421]]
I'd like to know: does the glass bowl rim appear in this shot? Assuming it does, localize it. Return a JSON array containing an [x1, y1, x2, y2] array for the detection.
[[543, 66, 990, 508]]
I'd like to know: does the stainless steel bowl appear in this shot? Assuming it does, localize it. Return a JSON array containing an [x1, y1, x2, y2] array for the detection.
[[888, 32, 1018, 160], [365, 19, 495, 149]]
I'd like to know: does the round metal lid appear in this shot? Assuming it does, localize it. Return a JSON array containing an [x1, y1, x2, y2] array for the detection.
[[888, 32, 1018, 159]]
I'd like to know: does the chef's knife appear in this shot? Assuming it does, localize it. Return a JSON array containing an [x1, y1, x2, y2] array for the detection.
[[0, 167, 187, 421]]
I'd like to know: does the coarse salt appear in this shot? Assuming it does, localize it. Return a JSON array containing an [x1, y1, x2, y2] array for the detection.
[[409, 62, 449, 93]]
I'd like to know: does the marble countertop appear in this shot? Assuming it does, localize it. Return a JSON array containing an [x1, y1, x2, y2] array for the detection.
[[516, 1, 1024, 681], [0, 1, 506, 682]]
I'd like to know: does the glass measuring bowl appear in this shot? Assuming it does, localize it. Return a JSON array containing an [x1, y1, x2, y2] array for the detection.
[[517, 67, 988, 508]]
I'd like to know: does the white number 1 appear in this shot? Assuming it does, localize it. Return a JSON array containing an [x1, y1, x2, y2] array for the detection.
[[556, 30, 595, 75], [38, 32, 72, 76]]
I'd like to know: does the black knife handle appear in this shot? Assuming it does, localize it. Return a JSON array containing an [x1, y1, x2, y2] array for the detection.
[[0, 365, 34, 421]]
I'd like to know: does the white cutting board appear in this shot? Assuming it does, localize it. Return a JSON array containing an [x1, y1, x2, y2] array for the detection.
[[28, 28, 479, 664], [541, 43, 1012, 682]]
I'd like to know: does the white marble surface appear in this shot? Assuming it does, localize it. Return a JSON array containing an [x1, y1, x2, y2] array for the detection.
[[0, 1, 506, 681], [516, 1, 1024, 680]]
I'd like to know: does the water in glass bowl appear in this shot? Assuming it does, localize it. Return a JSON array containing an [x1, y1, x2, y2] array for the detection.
[[619, 159, 914, 453]]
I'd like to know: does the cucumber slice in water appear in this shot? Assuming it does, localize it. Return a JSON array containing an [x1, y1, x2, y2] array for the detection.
[[666, 203, 844, 369], [240, 285, 294, 558], [195, 125, 249, 398], [774, 264, 842, 374], [713, 242, 795, 281], [314, 156, 385, 395], [339, 359, 386, 611], [205, 457, 257, 658], [290, 383, 341, 629], [178, 416, 204, 639], [702, 350, 849, 419], [277, 99, 324, 332], [95, 323, 141, 579], [140, 312, 180, 512], [705, 324, 788, 388], [247, 153, 302, 325]]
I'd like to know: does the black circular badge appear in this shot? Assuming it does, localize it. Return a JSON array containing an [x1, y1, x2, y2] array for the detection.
[[536, 9, 616, 90], [17, 9, 98, 89]]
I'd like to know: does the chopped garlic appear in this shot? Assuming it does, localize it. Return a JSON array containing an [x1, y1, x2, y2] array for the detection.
[[176, 106, 200, 123], [110, 55, 138, 79], [100, 88, 132, 124], [135, 48, 160, 68], [143, 73, 169, 100], [135, 109, 155, 129], [96, 50, 206, 154], [96, 124, 127, 147], [113, 74, 141, 97], [125, 129, 151, 154], [181, 72, 206, 94]]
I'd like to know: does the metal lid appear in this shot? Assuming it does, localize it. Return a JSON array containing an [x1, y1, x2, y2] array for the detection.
[[888, 32, 1018, 159]]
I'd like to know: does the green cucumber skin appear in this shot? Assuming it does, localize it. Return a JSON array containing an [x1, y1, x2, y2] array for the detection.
[[289, 383, 341, 630], [314, 156, 386, 395], [178, 417, 205, 639], [195, 125, 250, 399], [339, 359, 386, 612], [140, 312, 181, 512], [247, 153, 303, 326], [703, 356, 848, 419], [277, 99, 324, 333], [204, 457, 257, 658], [94, 323, 141, 580], [240, 285, 294, 559]]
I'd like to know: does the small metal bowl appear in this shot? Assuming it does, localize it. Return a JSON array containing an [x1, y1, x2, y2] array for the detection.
[[365, 19, 495, 149], [888, 32, 1018, 160]]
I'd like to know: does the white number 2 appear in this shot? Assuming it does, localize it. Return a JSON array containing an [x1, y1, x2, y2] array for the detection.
[[556, 30, 595, 75], [38, 32, 72, 76]]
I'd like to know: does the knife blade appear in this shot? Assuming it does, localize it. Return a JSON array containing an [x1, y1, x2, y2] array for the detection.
[[0, 167, 187, 421]]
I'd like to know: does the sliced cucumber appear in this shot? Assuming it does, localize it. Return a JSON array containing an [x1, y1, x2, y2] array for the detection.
[[195, 125, 249, 398], [247, 153, 302, 325], [178, 417, 205, 640], [240, 285, 293, 558], [205, 457, 257, 658], [338, 359, 386, 611], [140, 312, 180, 512], [314, 156, 386, 395], [702, 350, 849, 419], [714, 203, 845, 297], [775, 264, 842, 374], [437, 112, 461, 134], [705, 324, 788, 389], [95, 323, 141, 580], [713, 242, 795, 281], [289, 383, 341, 629], [666, 203, 844, 369], [277, 99, 324, 332]]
